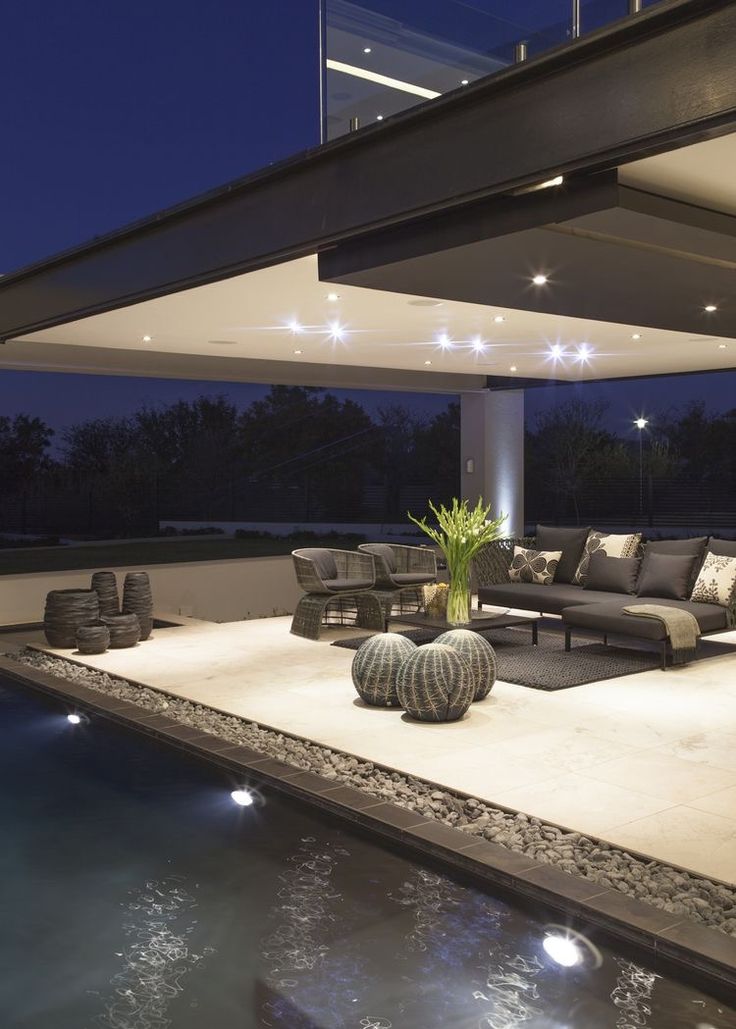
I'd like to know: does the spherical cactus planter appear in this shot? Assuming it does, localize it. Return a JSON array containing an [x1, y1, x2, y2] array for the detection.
[[43, 589, 100, 648], [434, 628, 497, 701], [396, 643, 474, 722], [101, 613, 141, 649], [351, 632, 417, 707], [76, 624, 111, 655]]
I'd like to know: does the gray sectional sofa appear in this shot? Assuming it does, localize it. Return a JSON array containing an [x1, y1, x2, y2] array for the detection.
[[474, 527, 736, 668]]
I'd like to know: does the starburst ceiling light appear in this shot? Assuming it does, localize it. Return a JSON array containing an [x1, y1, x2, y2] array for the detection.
[[532, 274, 548, 286]]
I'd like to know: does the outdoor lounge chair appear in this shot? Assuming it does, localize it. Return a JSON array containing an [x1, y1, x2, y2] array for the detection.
[[358, 543, 438, 590], [290, 547, 383, 639]]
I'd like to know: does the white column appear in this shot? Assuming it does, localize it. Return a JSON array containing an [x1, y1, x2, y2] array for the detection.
[[460, 389, 524, 537]]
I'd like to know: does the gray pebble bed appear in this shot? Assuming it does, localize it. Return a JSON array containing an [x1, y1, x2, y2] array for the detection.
[[10, 647, 736, 937]]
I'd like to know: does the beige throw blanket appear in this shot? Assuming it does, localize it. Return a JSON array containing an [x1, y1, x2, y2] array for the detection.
[[622, 604, 700, 665]]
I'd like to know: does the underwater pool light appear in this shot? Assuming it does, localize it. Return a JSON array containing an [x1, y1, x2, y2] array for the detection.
[[543, 933, 583, 967], [231, 788, 255, 807], [67, 713, 82, 725]]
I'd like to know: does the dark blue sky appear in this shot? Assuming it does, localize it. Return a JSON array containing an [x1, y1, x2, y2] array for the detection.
[[1, 0, 733, 435]]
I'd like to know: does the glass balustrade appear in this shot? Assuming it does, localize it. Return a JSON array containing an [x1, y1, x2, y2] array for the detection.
[[322, 0, 663, 140]]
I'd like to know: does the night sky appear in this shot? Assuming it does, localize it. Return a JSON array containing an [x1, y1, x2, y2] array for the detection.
[[1, 0, 733, 438]]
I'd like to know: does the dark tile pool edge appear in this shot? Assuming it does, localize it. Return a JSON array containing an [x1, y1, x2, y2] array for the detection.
[[3, 654, 735, 995]]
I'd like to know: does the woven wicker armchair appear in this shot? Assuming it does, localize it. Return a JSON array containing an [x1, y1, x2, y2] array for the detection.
[[290, 548, 383, 640], [358, 543, 437, 589], [472, 536, 535, 588]]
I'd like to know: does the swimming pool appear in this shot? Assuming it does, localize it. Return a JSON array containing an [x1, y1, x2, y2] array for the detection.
[[1, 675, 734, 1029]]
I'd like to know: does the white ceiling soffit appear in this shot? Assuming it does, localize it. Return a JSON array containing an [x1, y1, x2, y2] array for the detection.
[[621, 134, 736, 217], [10, 254, 734, 382]]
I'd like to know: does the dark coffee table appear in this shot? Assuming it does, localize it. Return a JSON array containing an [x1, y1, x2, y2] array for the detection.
[[386, 609, 539, 644]]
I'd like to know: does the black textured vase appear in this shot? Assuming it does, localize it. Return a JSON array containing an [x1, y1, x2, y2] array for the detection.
[[90, 571, 120, 618], [101, 613, 141, 649], [76, 623, 111, 655], [122, 571, 153, 641], [43, 589, 100, 648]]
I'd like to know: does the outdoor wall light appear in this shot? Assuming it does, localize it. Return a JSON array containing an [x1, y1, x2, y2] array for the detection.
[[67, 713, 82, 725], [543, 934, 583, 967], [532, 274, 548, 285], [704, 304, 718, 313], [230, 788, 255, 807]]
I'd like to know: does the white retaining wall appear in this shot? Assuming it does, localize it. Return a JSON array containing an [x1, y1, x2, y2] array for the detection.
[[1, 556, 301, 626]]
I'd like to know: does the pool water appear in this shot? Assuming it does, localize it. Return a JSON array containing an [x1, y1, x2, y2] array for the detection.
[[1, 676, 734, 1029]]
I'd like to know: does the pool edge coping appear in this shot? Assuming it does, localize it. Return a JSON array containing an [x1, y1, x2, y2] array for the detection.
[[3, 652, 735, 996]]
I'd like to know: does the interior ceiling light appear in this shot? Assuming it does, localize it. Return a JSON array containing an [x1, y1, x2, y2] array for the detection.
[[288, 320, 304, 334], [576, 343, 593, 362], [510, 365, 518, 372], [438, 333, 452, 349], [493, 315, 506, 323], [704, 304, 718, 313], [363, 46, 372, 53], [461, 78, 469, 85], [631, 333, 642, 340], [293, 349, 303, 355], [719, 343, 728, 349], [328, 321, 346, 341], [326, 59, 441, 100], [142, 335, 152, 342], [540, 175, 564, 188], [424, 359, 432, 365], [548, 343, 564, 360], [532, 274, 548, 286], [326, 292, 340, 301], [472, 336, 485, 352], [376, 114, 384, 121]]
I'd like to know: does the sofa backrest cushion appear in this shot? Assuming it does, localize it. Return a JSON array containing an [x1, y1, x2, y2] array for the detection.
[[636, 551, 698, 601], [362, 543, 397, 573], [707, 538, 736, 558], [584, 553, 641, 595], [641, 536, 708, 591], [573, 531, 642, 585], [535, 524, 590, 584], [300, 548, 338, 582]]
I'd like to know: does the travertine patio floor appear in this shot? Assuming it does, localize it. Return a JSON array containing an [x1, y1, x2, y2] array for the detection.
[[12, 614, 736, 885]]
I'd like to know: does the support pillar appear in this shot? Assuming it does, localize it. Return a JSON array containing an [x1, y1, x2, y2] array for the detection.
[[460, 390, 524, 537]]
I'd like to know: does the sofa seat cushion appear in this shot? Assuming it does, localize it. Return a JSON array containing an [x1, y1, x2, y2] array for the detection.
[[477, 582, 620, 615], [324, 578, 373, 592], [561, 597, 730, 639], [391, 572, 436, 586]]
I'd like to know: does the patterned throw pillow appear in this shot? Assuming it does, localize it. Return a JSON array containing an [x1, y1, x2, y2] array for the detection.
[[691, 553, 736, 607], [508, 547, 562, 585], [573, 531, 642, 586]]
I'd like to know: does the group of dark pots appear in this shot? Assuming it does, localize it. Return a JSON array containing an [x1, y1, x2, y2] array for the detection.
[[43, 570, 154, 654]]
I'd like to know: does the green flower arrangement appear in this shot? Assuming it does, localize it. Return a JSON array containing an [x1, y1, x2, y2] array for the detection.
[[409, 497, 507, 625]]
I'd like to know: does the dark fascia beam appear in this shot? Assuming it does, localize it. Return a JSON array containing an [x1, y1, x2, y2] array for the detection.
[[1, 0, 736, 341]]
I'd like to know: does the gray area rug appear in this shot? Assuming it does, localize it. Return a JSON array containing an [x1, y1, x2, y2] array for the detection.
[[333, 627, 662, 690]]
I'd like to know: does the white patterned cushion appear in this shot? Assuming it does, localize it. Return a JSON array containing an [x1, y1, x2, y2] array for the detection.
[[508, 547, 562, 586], [691, 553, 736, 607], [574, 531, 642, 585]]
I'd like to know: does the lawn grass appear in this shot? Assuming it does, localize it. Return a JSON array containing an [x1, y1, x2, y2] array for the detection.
[[0, 535, 366, 576]]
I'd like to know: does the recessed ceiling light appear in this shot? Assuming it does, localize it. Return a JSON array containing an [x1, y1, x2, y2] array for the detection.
[[472, 336, 485, 352], [493, 315, 506, 323], [328, 321, 345, 341], [631, 333, 641, 340], [718, 343, 728, 349], [293, 349, 303, 355], [704, 304, 718, 313], [326, 292, 340, 301], [376, 114, 384, 121], [510, 365, 518, 372], [532, 274, 548, 286], [288, 320, 303, 334], [539, 175, 564, 189], [549, 343, 564, 359], [424, 359, 432, 365], [576, 343, 593, 362], [363, 46, 372, 53], [438, 333, 452, 349], [142, 335, 152, 342], [460, 78, 469, 85], [408, 299, 443, 307]]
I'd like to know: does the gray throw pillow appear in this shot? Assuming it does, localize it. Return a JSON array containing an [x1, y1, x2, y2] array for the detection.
[[637, 551, 698, 601], [584, 553, 640, 595], [641, 536, 708, 591], [535, 524, 590, 584]]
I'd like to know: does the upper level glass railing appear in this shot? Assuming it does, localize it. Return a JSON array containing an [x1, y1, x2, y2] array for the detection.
[[322, 0, 664, 140]]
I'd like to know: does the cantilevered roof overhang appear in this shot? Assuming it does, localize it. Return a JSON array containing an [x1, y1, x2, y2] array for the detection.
[[1, 0, 735, 391]]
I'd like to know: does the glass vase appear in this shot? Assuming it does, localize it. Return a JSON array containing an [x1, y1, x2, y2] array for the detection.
[[446, 568, 471, 626]]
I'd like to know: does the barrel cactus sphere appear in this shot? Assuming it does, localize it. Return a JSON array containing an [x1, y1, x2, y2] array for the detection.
[[352, 632, 417, 706], [396, 643, 474, 722], [435, 628, 497, 701]]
